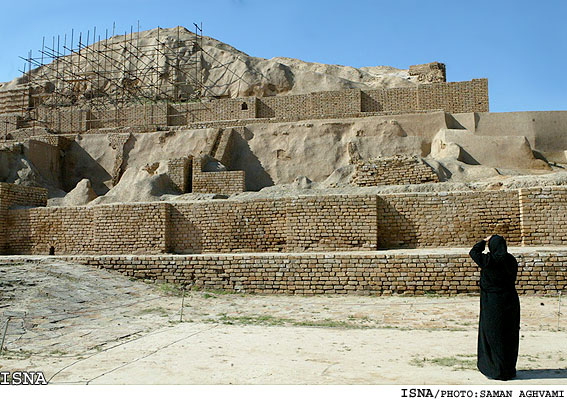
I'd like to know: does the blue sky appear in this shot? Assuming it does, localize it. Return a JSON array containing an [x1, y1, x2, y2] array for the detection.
[[0, 0, 565, 112]]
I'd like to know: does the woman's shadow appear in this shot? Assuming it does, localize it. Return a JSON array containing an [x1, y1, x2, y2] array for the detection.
[[515, 369, 567, 380]]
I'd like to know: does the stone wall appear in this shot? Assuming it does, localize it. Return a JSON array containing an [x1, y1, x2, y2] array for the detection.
[[376, 190, 522, 249], [352, 156, 439, 186], [59, 249, 567, 295]]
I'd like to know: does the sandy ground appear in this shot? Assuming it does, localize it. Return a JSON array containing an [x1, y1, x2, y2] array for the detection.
[[1, 258, 566, 385]]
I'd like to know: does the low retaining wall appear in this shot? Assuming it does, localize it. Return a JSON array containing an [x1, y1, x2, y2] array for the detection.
[[36, 248, 567, 295]]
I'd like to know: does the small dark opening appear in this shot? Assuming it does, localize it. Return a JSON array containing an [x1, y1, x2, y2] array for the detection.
[[241, 102, 248, 110], [49, 246, 55, 256]]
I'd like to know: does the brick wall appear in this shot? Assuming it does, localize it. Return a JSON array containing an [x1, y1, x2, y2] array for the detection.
[[167, 157, 192, 193], [0, 183, 47, 254], [417, 79, 489, 114], [192, 155, 246, 195], [6, 186, 567, 256], [519, 187, 567, 246], [352, 156, 439, 186], [1, 79, 488, 136], [7, 202, 169, 255], [59, 249, 567, 295], [285, 195, 377, 251], [376, 190, 521, 249], [0, 88, 28, 115], [169, 199, 286, 253]]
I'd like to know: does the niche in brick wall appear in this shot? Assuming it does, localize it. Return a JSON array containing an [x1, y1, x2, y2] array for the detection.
[[241, 102, 248, 110]]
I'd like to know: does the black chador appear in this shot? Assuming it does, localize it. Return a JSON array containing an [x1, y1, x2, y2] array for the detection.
[[469, 235, 520, 380]]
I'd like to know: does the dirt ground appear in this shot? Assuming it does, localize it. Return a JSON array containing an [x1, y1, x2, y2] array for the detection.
[[1, 258, 566, 385]]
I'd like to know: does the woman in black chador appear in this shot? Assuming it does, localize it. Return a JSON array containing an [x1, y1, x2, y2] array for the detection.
[[469, 234, 520, 380]]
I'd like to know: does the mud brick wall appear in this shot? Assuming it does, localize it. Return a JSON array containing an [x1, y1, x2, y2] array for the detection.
[[257, 93, 311, 119], [1, 79, 488, 133], [169, 199, 286, 253], [167, 157, 192, 192], [309, 89, 361, 117], [257, 90, 360, 119], [376, 190, 521, 249], [7, 207, 94, 254], [0, 183, 47, 254], [0, 115, 20, 138], [352, 156, 439, 186], [192, 155, 246, 195], [52, 108, 89, 133], [285, 195, 377, 252], [62, 249, 567, 295], [361, 87, 419, 113], [92, 203, 169, 254], [417, 79, 489, 113], [186, 97, 257, 122], [7, 202, 169, 255], [519, 187, 567, 245], [0, 88, 28, 115]]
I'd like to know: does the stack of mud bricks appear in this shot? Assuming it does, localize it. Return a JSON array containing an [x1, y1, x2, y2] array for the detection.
[[64, 250, 567, 295], [409, 62, 446, 83], [0, 183, 47, 254], [191, 155, 246, 195], [352, 155, 439, 186]]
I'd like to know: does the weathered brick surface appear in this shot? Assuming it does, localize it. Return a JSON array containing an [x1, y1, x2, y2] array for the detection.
[[520, 187, 567, 245], [57, 249, 567, 295], [169, 199, 286, 253], [192, 155, 246, 195], [352, 155, 439, 186], [7, 202, 169, 255], [285, 196, 377, 251], [0, 183, 47, 253], [5, 185, 567, 256], [377, 190, 522, 249]]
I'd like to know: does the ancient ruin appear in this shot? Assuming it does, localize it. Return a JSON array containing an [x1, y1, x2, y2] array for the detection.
[[1, 26, 566, 295]]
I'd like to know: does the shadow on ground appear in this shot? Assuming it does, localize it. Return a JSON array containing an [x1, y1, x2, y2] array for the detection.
[[516, 369, 567, 380]]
